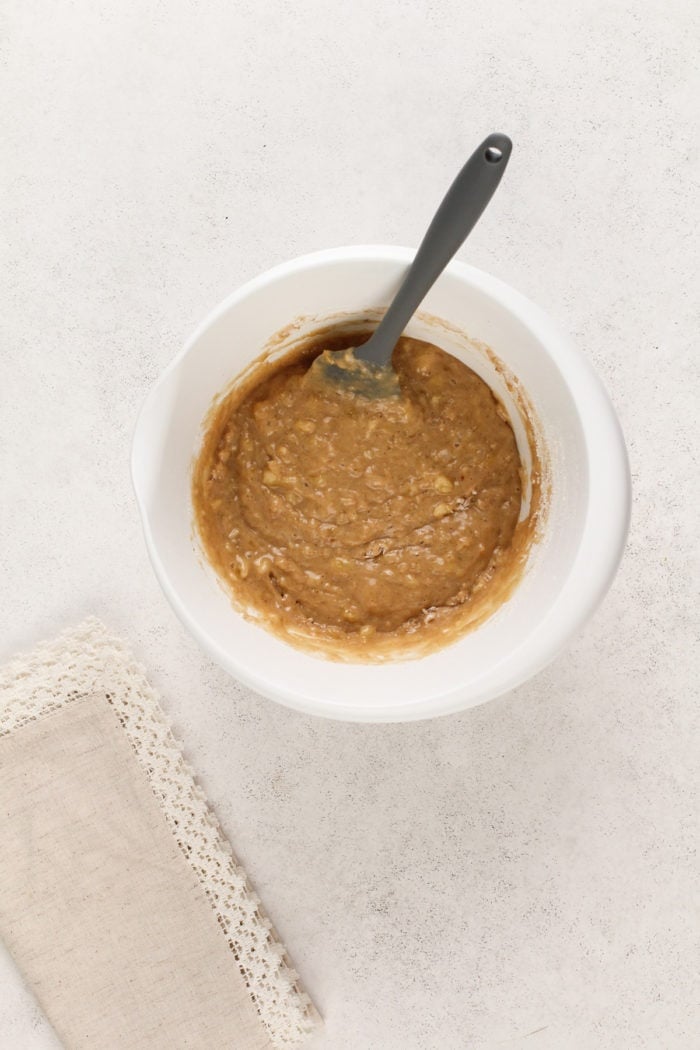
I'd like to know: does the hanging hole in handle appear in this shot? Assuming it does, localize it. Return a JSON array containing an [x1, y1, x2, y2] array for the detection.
[[485, 146, 503, 163]]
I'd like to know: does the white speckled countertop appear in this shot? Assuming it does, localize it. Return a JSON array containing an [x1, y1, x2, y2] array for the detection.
[[2, 1, 698, 1047]]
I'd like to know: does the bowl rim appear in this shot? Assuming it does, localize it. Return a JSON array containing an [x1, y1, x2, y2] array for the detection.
[[132, 245, 631, 721]]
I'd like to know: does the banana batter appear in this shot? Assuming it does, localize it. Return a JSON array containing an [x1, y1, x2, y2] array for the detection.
[[193, 329, 537, 660]]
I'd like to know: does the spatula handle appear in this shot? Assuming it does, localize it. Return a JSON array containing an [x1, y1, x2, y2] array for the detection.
[[356, 133, 513, 367]]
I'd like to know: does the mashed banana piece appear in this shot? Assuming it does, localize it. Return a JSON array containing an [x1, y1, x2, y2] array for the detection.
[[193, 330, 536, 661]]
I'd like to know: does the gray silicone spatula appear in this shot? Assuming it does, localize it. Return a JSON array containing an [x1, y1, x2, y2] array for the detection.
[[315, 132, 512, 394]]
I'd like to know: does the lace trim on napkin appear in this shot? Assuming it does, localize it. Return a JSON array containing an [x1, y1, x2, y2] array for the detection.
[[0, 619, 316, 1047]]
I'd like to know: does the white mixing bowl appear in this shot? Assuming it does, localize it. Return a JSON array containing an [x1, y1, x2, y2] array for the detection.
[[132, 246, 630, 722]]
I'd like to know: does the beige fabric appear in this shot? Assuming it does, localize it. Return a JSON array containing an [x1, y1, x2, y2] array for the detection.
[[0, 694, 272, 1050], [0, 620, 317, 1046]]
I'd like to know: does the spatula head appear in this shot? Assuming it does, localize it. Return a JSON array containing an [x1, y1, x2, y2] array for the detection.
[[308, 347, 401, 399]]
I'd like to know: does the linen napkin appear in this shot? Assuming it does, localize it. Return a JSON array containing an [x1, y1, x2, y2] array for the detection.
[[0, 619, 317, 1049]]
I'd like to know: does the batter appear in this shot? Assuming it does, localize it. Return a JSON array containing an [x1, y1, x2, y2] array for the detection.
[[193, 330, 536, 660]]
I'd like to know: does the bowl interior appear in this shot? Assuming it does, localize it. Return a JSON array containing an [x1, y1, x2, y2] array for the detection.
[[133, 248, 609, 721]]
